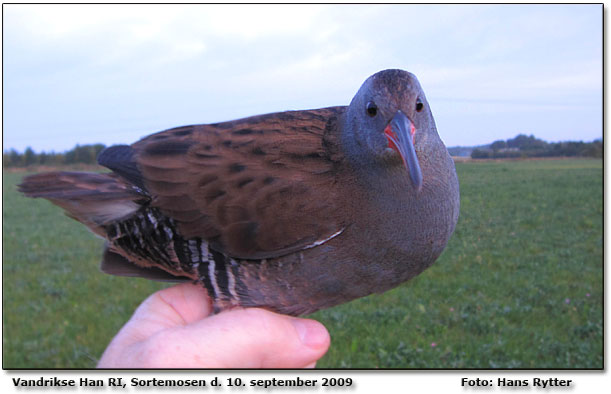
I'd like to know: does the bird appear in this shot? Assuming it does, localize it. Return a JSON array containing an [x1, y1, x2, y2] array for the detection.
[[19, 69, 460, 316]]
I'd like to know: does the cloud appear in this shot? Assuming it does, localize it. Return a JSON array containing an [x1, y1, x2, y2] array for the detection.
[[2, 4, 602, 151]]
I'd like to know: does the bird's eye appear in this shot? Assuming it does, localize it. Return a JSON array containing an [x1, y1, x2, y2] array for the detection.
[[415, 101, 424, 112], [366, 101, 378, 117]]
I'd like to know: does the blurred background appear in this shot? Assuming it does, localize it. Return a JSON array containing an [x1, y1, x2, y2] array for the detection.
[[2, 4, 603, 368]]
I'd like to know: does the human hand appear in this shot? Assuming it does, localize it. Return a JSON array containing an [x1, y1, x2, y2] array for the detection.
[[97, 283, 330, 368]]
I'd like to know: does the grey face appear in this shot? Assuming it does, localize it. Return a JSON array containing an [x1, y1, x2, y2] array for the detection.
[[345, 69, 431, 191]]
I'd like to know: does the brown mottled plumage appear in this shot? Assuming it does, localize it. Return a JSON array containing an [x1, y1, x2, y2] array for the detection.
[[133, 107, 346, 259], [19, 70, 459, 316]]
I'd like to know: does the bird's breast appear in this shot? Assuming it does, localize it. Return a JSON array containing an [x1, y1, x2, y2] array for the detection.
[[336, 153, 459, 286]]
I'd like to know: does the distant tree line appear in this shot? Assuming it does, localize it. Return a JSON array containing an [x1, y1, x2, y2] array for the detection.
[[4, 135, 602, 167], [3, 144, 106, 167], [471, 134, 602, 159]]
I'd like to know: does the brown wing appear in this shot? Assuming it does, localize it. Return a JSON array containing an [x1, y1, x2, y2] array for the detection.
[[124, 106, 346, 260]]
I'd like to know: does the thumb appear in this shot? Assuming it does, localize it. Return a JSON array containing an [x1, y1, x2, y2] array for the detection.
[[142, 308, 330, 368]]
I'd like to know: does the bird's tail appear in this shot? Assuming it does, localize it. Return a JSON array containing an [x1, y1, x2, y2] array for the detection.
[[18, 171, 145, 237]]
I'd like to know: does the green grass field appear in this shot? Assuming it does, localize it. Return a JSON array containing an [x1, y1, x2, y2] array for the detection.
[[2, 158, 603, 368]]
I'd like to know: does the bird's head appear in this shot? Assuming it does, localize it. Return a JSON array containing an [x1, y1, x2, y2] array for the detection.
[[343, 69, 439, 192]]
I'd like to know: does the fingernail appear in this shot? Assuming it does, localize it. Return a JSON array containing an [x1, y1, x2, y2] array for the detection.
[[291, 319, 329, 348]]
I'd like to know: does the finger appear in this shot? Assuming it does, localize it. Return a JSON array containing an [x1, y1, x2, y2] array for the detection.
[[134, 283, 212, 327], [141, 308, 330, 368], [145, 283, 213, 324], [98, 283, 213, 367], [117, 283, 213, 344]]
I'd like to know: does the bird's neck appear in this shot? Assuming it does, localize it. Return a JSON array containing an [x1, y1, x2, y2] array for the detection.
[[342, 140, 458, 266]]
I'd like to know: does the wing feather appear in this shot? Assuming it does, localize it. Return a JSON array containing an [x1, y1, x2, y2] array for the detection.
[[101, 107, 347, 260]]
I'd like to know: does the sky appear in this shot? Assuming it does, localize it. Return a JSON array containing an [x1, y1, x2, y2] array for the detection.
[[2, 3, 603, 152]]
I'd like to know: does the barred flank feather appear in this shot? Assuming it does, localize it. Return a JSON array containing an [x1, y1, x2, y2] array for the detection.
[[19, 172, 249, 311]]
